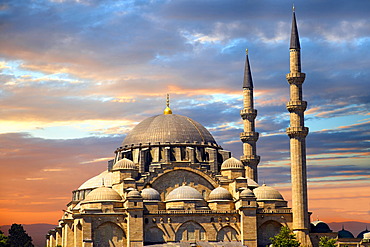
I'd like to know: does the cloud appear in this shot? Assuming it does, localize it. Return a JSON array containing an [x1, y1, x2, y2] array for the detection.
[[0, 0, 369, 225]]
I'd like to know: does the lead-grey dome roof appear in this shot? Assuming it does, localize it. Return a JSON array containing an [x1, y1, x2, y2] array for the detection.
[[253, 184, 284, 201], [165, 185, 204, 202], [121, 114, 217, 147]]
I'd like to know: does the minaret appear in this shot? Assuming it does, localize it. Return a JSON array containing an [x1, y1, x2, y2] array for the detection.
[[286, 8, 312, 246], [240, 49, 260, 182]]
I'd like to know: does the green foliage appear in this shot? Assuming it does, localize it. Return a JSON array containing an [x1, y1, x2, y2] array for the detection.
[[319, 236, 337, 247], [269, 226, 300, 247], [8, 224, 34, 247], [0, 230, 10, 247]]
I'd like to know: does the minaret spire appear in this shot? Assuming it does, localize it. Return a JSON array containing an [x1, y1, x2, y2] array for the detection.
[[240, 50, 260, 182], [286, 9, 312, 247], [163, 93, 172, 115]]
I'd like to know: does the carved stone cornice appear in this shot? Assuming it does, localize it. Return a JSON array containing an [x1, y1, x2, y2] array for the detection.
[[240, 109, 257, 120], [286, 72, 306, 84], [240, 131, 259, 142], [286, 127, 309, 138], [286, 100, 307, 112]]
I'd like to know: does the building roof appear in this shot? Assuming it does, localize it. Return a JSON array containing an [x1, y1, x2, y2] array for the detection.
[[121, 114, 218, 148], [165, 185, 204, 202], [83, 186, 122, 202], [78, 170, 113, 190], [240, 188, 255, 198], [310, 221, 332, 233], [208, 187, 233, 201], [253, 184, 284, 201], [112, 158, 136, 171], [338, 227, 354, 238], [221, 157, 244, 170], [141, 187, 161, 201], [127, 189, 142, 199], [357, 227, 369, 239]]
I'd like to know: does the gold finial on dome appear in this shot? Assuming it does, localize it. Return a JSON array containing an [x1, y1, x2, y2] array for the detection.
[[246, 48, 248, 55], [163, 93, 172, 114]]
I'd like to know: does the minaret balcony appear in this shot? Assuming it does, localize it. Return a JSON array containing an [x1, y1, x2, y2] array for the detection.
[[240, 109, 257, 120], [286, 100, 307, 112], [286, 72, 306, 84], [240, 132, 259, 142], [240, 155, 260, 165], [286, 127, 309, 138]]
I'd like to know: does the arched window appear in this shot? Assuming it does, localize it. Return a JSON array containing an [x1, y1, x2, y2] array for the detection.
[[258, 220, 282, 247], [93, 222, 125, 247], [175, 221, 206, 242], [217, 226, 239, 242], [144, 227, 165, 244]]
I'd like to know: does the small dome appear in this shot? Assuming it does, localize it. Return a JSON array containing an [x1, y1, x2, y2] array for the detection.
[[141, 188, 161, 201], [338, 227, 354, 238], [253, 184, 284, 201], [221, 157, 244, 170], [127, 189, 142, 198], [310, 221, 332, 233], [83, 187, 122, 202], [112, 158, 136, 171], [208, 187, 232, 201], [165, 185, 203, 202], [240, 188, 255, 198], [357, 227, 369, 238]]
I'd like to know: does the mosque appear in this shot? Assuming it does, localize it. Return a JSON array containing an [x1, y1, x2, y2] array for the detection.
[[45, 10, 370, 247]]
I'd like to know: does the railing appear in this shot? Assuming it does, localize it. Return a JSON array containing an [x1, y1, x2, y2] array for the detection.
[[149, 210, 238, 215], [257, 208, 292, 214]]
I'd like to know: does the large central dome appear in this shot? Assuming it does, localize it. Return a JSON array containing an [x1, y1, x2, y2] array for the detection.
[[121, 114, 217, 147]]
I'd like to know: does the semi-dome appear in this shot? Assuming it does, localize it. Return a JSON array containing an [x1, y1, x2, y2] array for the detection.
[[246, 177, 259, 188], [141, 188, 161, 201], [83, 187, 122, 202], [78, 170, 113, 190], [121, 114, 217, 147], [310, 221, 332, 233], [208, 187, 233, 201], [338, 227, 354, 238], [221, 157, 244, 170], [253, 184, 284, 201], [165, 185, 203, 202], [112, 158, 136, 171], [240, 188, 255, 198]]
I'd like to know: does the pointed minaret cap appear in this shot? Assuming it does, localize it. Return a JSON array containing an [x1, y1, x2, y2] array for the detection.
[[243, 49, 253, 89], [290, 6, 301, 49], [163, 93, 172, 114]]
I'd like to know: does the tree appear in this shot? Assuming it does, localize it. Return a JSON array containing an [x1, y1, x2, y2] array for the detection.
[[269, 226, 300, 247], [0, 230, 10, 247], [319, 236, 337, 247], [8, 224, 34, 247]]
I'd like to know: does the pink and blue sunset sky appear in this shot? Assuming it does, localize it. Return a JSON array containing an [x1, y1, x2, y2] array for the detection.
[[0, 0, 369, 227]]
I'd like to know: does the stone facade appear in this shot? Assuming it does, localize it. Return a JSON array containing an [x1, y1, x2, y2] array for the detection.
[[45, 9, 358, 247]]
